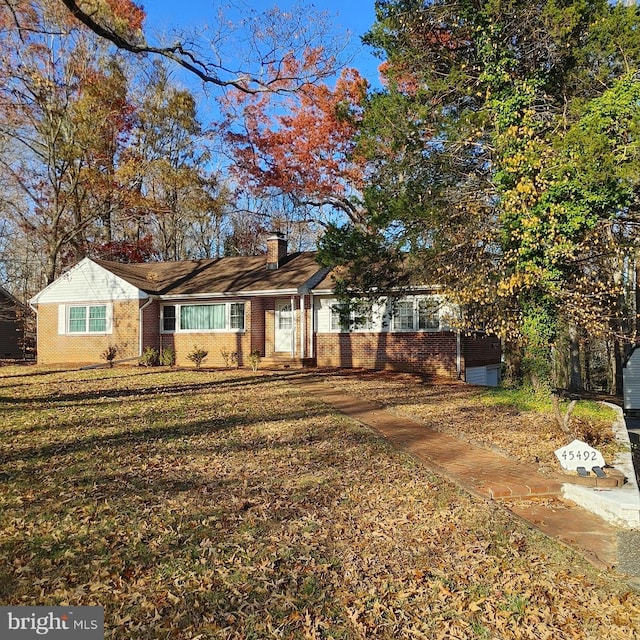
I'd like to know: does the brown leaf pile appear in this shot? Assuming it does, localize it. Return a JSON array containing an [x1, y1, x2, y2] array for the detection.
[[0, 365, 638, 639]]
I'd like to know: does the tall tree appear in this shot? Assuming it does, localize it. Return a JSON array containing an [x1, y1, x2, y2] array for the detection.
[[318, 0, 640, 391], [0, 1, 138, 283], [3, 0, 345, 93], [128, 61, 229, 261]]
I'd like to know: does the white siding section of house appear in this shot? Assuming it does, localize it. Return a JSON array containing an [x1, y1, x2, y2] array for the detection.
[[32, 258, 145, 304], [624, 349, 640, 411], [315, 297, 333, 333]]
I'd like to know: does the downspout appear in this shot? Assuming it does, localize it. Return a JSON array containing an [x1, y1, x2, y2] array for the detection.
[[456, 331, 462, 380], [139, 297, 154, 357]]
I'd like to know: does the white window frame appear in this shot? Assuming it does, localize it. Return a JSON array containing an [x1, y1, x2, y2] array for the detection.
[[161, 304, 176, 333], [160, 302, 245, 333], [329, 300, 380, 333], [66, 304, 111, 335], [393, 296, 442, 332]]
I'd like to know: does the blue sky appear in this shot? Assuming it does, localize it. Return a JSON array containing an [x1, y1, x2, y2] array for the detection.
[[144, 1, 382, 86]]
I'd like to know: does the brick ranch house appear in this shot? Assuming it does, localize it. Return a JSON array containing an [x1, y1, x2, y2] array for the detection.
[[30, 233, 501, 383]]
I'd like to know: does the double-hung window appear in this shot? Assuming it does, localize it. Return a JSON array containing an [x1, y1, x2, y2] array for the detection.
[[229, 303, 245, 330], [394, 300, 415, 331], [162, 305, 176, 332], [418, 298, 440, 330], [68, 304, 109, 333], [330, 303, 350, 332], [393, 297, 441, 332], [161, 302, 245, 332]]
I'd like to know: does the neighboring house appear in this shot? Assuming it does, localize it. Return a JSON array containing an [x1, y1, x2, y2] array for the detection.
[[0, 285, 28, 359], [30, 233, 501, 383]]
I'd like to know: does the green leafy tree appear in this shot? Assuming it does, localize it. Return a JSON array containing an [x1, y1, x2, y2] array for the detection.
[[320, 0, 640, 391]]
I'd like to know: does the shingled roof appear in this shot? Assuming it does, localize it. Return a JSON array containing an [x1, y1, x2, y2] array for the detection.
[[94, 252, 330, 297]]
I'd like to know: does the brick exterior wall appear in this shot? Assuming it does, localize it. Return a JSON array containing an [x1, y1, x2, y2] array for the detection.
[[314, 331, 502, 379], [315, 331, 461, 378], [250, 298, 266, 354], [462, 333, 502, 369], [141, 300, 160, 353], [166, 331, 252, 367], [36, 300, 140, 365]]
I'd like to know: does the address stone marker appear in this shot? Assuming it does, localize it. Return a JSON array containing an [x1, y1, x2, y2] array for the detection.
[[554, 438, 605, 472]]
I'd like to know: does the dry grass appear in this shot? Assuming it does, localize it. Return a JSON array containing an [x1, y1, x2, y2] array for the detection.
[[0, 364, 639, 639]]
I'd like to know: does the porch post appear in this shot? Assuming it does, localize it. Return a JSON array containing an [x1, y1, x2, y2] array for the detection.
[[309, 293, 315, 359], [300, 294, 306, 360], [290, 295, 296, 358]]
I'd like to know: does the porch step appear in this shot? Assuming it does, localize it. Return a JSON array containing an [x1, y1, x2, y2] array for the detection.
[[261, 354, 316, 370]]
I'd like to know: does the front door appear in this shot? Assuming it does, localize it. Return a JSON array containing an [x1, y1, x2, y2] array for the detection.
[[275, 299, 294, 353]]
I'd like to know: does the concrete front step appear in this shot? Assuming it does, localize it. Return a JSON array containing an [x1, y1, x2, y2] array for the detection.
[[262, 355, 316, 369]]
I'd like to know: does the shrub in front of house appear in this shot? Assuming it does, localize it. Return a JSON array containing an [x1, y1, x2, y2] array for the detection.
[[187, 345, 208, 369], [248, 349, 261, 372], [139, 346, 158, 367], [101, 345, 118, 368], [159, 346, 176, 367]]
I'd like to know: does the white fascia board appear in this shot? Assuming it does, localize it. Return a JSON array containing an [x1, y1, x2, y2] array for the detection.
[[31, 258, 146, 304], [310, 284, 444, 296], [159, 288, 301, 300], [309, 288, 335, 295]]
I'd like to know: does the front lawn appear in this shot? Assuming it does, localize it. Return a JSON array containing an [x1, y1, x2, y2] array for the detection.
[[0, 365, 638, 638]]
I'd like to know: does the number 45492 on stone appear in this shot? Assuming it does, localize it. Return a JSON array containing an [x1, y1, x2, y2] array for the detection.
[[554, 439, 605, 471]]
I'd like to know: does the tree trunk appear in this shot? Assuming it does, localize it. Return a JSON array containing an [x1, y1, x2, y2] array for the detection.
[[568, 322, 583, 392]]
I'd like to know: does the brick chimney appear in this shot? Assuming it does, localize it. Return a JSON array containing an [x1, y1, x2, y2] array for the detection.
[[266, 232, 287, 269]]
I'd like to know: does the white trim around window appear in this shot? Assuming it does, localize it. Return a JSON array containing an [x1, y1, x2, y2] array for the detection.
[[321, 295, 446, 334], [60, 303, 113, 335], [392, 295, 444, 332], [160, 302, 246, 333]]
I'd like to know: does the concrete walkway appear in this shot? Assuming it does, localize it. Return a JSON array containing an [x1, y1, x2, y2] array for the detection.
[[288, 375, 626, 573]]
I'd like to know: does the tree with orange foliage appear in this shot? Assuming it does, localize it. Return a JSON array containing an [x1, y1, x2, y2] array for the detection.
[[223, 67, 370, 225]]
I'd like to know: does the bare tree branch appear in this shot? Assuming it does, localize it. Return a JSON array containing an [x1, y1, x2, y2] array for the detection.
[[58, 0, 344, 93]]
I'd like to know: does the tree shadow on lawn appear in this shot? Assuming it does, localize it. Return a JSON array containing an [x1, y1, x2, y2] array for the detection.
[[0, 414, 389, 607], [0, 366, 175, 390], [0, 369, 306, 407], [0, 401, 338, 466], [315, 368, 486, 406]]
